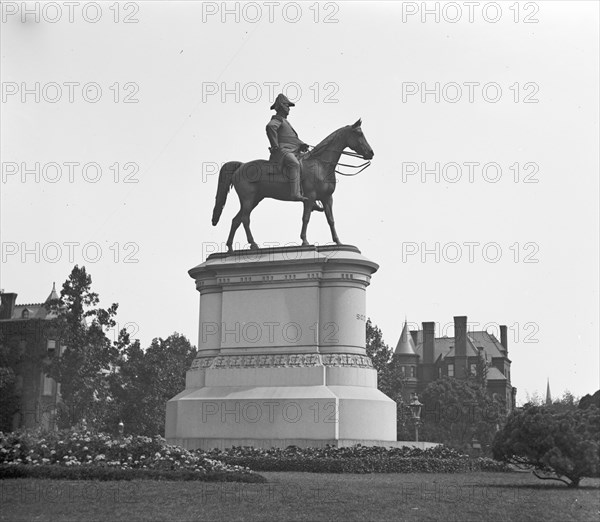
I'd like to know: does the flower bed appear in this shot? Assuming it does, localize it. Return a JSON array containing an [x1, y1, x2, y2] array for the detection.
[[1, 430, 509, 477], [0, 429, 264, 482], [199, 444, 510, 474]]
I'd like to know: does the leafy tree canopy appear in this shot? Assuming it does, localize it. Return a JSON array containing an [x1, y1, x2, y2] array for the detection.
[[46, 265, 119, 428], [419, 377, 506, 452], [492, 405, 600, 487], [108, 332, 197, 437]]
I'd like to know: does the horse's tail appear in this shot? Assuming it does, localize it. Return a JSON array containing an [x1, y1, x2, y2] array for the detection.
[[212, 161, 242, 226]]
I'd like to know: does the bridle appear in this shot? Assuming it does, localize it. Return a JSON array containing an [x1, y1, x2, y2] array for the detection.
[[306, 146, 372, 177]]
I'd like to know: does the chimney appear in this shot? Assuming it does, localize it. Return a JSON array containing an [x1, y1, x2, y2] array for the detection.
[[454, 316, 467, 357], [423, 322, 435, 364], [0, 292, 17, 320], [500, 325, 508, 354]]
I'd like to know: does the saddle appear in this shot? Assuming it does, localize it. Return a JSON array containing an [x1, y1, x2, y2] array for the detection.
[[245, 152, 306, 184]]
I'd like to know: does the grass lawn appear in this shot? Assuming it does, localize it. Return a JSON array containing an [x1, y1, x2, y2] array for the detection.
[[1, 472, 598, 521]]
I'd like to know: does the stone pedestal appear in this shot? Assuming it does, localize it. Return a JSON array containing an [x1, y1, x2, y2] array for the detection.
[[165, 245, 397, 450]]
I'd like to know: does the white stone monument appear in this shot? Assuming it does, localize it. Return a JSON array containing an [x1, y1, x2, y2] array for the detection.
[[165, 245, 397, 450]]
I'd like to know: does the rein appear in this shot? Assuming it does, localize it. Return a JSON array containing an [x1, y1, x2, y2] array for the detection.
[[306, 146, 372, 177]]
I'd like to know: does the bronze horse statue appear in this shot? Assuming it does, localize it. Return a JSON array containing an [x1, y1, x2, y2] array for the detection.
[[211, 119, 374, 252]]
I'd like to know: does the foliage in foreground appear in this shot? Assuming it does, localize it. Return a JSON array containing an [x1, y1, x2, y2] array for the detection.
[[0, 427, 259, 481], [200, 444, 510, 474], [492, 405, 600, 487]]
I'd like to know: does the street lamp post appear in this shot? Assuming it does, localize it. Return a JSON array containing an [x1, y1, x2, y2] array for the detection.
[[409, 393, 423, 443]]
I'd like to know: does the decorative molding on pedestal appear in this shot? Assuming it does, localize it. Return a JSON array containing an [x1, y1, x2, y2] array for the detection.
[[189, 353, 373, 371], [321, 353, 373, 368]]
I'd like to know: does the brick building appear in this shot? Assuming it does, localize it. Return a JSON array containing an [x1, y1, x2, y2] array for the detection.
[[393, 315, 517, 411], [0, 285, 61, 430]]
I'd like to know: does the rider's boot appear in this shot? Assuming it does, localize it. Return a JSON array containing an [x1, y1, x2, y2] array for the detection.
[[289, 167, 307, 202]]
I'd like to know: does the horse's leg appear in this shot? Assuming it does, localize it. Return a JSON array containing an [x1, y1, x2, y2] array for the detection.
[[300, 197, 314, 246], [241, 196, 261, 250], [226, 209, 243, 252], [322, 195, 341, 245]]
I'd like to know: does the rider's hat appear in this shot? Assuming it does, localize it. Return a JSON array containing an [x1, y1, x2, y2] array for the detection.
[[270, 93, 295, 110]]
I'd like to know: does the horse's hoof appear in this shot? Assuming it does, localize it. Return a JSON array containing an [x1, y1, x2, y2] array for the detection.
[[301, 240, 309, 247], [250, 243, 259, 251]]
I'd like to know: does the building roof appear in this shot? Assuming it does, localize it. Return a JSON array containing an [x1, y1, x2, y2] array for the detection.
[[444, 336, 484, 359], [414, 330, 506, 363], [487, 366, 507, 381], [2, 283, 59, 321], [468, 330, 506, 358], [394, 320, 416, 355]]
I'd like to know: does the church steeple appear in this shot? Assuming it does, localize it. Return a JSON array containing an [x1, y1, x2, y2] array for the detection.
[[395, 319, 416, 355], [546, 378, 552, 405]]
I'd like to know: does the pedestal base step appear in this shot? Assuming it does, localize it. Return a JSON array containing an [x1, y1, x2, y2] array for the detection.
[[167, 438, 439, 451]]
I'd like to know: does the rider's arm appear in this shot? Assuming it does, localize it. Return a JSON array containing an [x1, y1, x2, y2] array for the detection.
[[266, 117, 282, 149]]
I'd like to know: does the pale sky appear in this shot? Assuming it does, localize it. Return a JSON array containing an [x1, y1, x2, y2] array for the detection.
[[1, 1, 598, 403]]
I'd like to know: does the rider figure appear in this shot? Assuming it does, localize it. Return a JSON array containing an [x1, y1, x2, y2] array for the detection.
[[266, 93, 308, 201]]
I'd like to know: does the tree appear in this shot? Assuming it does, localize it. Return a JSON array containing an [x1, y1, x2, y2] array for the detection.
[[46, 265, 120, 428], [365, 318, 409, 439], [492, 405, 600, 487], [0, 331, 21, 431], [473, 352, 489, 389], [0, 365, 19, 432], [579, 390, 600, 410], [419, 377, 506, 453], [366, 318, 407, 398], [365, 319, 392, 377], [109, 333, 196, 436], [524, 390, 580, 412]]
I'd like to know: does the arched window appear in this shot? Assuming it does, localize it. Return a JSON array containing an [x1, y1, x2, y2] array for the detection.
[[21, 309, 29, 319]]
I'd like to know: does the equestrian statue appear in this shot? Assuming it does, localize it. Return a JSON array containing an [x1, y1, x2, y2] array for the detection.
[[211, 93, 374, 252]]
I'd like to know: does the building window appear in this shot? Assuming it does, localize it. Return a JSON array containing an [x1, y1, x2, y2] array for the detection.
[[411, 366, 416, 378], [47, 340, 56, 356], [41, 372, 54, 396], [21, 309, 29, 319], [448, 364, 454, 377]]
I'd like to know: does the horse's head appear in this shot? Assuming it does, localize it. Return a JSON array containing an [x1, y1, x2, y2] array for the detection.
[[345, 119, 374, 160]]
